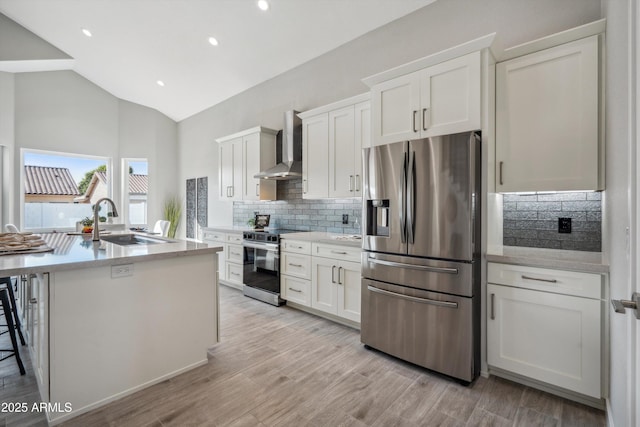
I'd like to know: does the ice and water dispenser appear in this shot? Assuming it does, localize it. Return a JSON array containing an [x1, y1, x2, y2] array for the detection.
[[365, 199, 390, 237]]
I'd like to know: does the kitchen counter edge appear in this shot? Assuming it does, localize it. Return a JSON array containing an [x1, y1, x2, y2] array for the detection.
[[486, 246, 609, 274]]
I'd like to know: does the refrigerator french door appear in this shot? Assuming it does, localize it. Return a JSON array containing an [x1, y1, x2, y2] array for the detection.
[[361, 131, 481, 383]]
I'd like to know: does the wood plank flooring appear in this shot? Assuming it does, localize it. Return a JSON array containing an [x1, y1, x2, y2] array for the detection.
[[1, 285, 606, 426]]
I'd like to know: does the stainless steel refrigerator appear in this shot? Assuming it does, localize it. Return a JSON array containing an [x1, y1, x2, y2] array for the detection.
[[361, 131, 481, 383]]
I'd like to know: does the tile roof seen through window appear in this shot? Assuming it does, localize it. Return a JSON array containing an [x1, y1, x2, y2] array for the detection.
[[24, 165, 81, 196]]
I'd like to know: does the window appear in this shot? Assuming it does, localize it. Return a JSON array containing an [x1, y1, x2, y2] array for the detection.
[[22, 149, 112, 231], [122, 158, 148, 227]]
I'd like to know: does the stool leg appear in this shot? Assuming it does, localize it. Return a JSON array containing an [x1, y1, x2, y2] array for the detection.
[[0, 289, 25, 375], [4, 281, 25, 345]]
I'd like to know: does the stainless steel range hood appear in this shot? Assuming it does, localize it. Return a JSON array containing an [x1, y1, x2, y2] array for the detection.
[[254, 110, 302, 180]]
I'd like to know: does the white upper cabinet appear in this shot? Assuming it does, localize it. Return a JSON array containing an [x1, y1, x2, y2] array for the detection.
[[301, 113, 329, 199], [216, 127, 277, 201], [369, 51, 481, 146], [496, 35, 601, 192], [299, 93, 370, 199]]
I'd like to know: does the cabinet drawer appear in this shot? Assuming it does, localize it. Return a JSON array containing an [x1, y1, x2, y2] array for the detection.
[[281, 239, 312, 254], [312, 243, 361, 263], [226, 243, 244, 264], [281, 276, 311, 306], [226, 262, 243, 285], [202, 230, 225, 242], [281, 253, 311, 279], [488, 263, 602, 299], [226, 233, 243, 244]]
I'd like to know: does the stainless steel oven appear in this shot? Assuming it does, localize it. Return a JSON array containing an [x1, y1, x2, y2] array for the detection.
[[242, 230, 285, 306]]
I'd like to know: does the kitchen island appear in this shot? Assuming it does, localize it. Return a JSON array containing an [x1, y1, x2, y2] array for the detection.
[[4, 233, 221, 425]]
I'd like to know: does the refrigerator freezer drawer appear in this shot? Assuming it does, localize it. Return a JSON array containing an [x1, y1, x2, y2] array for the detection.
[[362, 251, 476, 297], [361, 278, 479, 382]]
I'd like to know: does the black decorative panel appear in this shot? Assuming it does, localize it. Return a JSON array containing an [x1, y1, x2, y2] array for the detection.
[[197, 177, 208, 228], [186, 178, 196, 238]]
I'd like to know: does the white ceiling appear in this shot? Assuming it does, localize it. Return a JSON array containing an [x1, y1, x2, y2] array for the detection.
[[0, 0, 435, 121]]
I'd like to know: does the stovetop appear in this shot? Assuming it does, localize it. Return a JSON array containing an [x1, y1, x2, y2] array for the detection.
[[243, 228, 300, 242]]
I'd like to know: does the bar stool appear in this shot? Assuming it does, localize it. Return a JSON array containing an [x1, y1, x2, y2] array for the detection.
[[0, 277, 25, 346], [0, 288, 26, 375]]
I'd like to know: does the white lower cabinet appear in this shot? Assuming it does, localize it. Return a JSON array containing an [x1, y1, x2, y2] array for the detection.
[[487, 262, 604, 399], [26, 273, 49, 402], [280, 240, 312, 307], [202, 230, 243, 289], [311, 245, 361, 323]]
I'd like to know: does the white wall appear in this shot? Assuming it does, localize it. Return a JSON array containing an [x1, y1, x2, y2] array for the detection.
[[9, 70, 177, 229], [177, 0, 601, 234], [602, 1, 634, 425], [0, 71, 15, 225]]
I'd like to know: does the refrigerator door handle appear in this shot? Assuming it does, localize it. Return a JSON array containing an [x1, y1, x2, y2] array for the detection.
[[407, 149, 415, 244], [400, 151, 407, 243], [367, 257, 459, 274], [367, 285, 458, 309]]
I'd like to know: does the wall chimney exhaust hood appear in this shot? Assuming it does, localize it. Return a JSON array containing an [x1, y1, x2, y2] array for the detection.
[[254, 110, 302, 180]]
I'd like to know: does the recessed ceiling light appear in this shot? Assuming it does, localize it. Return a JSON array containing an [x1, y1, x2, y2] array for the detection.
[[81, 28, 92, 37], [257, 0, 269, 11], [208, 37, 219, 46], [156, 80, 165, 87]]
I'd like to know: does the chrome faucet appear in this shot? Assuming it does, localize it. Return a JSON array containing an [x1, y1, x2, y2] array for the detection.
[[92, 198, 119, 241]]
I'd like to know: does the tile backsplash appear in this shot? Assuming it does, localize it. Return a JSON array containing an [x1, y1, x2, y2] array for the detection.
[[503, 192, 602, 252], [233, 179, 361, 234]]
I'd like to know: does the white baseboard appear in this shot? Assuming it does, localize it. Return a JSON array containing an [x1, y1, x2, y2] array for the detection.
[[605, 398, 614, 427]]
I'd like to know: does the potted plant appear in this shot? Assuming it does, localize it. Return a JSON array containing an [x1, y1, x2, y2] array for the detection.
[[163, 196, 182, 238], [80, 217, 94, 234]]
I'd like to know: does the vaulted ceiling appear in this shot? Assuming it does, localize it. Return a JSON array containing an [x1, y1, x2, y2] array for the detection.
[[0, 0, 435, 121]]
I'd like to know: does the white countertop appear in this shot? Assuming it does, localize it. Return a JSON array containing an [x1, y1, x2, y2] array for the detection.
[[0, 232, 222, 277], [281, 231, 363, 248], [203, 226, 249, 233], [486, 246, 608, 274]]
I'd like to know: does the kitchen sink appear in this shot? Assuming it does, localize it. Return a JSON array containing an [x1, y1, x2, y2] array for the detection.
[[100, 234, 168, 246]]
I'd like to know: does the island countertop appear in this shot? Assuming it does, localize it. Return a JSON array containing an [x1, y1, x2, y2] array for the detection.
[[0, 232, 222, 277]]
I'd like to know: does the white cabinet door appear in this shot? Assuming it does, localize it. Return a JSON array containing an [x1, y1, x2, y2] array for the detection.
[[311, 257, 337, 314], [218, 138, 243, 201], [420, 51, 481, 138], [496, 35, 600, 192], [328, 106, 356, 198], [218, 141, 234, 200], [243, 133, 262, 201], [336, 261, 361, 322], [487, 283, 601, 398], [242, 132, 276, 201], [27, 273, 49, 401], [371, 71, 421, 146], [354, 101, 370, 196], [302, 113, 329, 199]]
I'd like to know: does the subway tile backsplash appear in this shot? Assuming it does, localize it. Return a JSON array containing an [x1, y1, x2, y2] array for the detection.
[[503, 192, 602, 252], [233, 179, 361, 234]]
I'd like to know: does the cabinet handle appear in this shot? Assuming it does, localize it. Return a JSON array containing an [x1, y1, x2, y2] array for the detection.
[[499, 161, 504, 186], [256, 183, 260, 197], [231, 272, 240, 276], [355, 175, 360, 192], [29, 298, 37, 304], [331, 250, 347, 255], [412, 110, 418, 133], [490, 293, 495, 320], [349, 175, 354, 192], [288, 263, 303, 268], [338, 266, 344, 284], [331, 265, 337, 284], [231, 252, 241, 256], [521, 275, 557, 283], [422, 108, 430, 130], [303, 179, 307, 194], [293, 245, 303, 249], [288, 287, 302, 293]]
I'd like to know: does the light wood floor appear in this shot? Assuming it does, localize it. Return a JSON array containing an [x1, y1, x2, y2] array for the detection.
[[2, 285, 606, 426]]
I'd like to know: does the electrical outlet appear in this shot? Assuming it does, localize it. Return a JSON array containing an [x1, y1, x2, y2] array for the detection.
[[558, 218, 572, 234], [111, 263, 134, 278], [342, 214, 349, 224]]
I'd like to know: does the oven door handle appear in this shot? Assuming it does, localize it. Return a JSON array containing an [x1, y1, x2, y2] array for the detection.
[[367, 285, 458, 309], [242, 241, 279, 251], [367, 257, 458, 274]]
